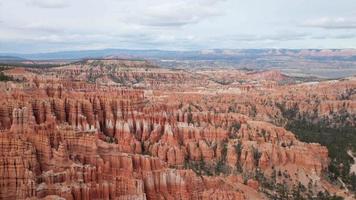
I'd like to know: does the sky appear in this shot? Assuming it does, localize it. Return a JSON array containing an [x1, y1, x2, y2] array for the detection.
[[1, 0, 356, 53]]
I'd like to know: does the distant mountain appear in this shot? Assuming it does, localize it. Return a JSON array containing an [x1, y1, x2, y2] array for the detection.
[[0, 56, 26, 61], [1, 49, 356, 79], [2, 48, 356, 61], [0, 49, 190, 60]]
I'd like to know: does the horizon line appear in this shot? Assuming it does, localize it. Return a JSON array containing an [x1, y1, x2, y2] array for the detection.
[[1, 47, 356, 55]]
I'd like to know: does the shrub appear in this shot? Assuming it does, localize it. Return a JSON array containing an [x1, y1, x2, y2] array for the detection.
[[252, 146, 262, 167], [0, 72, 15, 82]]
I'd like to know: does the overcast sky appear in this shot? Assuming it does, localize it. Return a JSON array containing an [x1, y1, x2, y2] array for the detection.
[[1, 0, 356, 53]]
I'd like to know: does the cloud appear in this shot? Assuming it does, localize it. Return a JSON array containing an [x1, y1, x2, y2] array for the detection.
[[302, 17, 356, 29], [220, 32, 308, 42], [2, 0, 356, 52], [19, 22, 62, 33], [332, 33, 356, 39], [27, 0, 69, 8], [311, 33, 356, 40], [0, 25, 205, 53], [121, 0, 225, 27]]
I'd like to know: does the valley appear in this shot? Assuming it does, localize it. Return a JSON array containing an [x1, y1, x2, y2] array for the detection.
[[0, 59, 355, 199]]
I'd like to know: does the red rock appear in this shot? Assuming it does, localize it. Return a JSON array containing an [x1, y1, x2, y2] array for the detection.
[[0, 59, 353, 199]]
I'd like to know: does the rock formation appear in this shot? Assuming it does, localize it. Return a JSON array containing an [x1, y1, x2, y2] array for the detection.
[[0, 59, 354, 199]]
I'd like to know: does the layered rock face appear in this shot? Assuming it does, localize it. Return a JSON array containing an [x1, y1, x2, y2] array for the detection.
[[0, 86, 329, 199], [0, 84, 249, 200], [0, 60, 354, 199]]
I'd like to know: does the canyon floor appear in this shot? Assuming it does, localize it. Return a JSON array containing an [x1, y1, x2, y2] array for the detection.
[[0, 59, 355, 200]]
